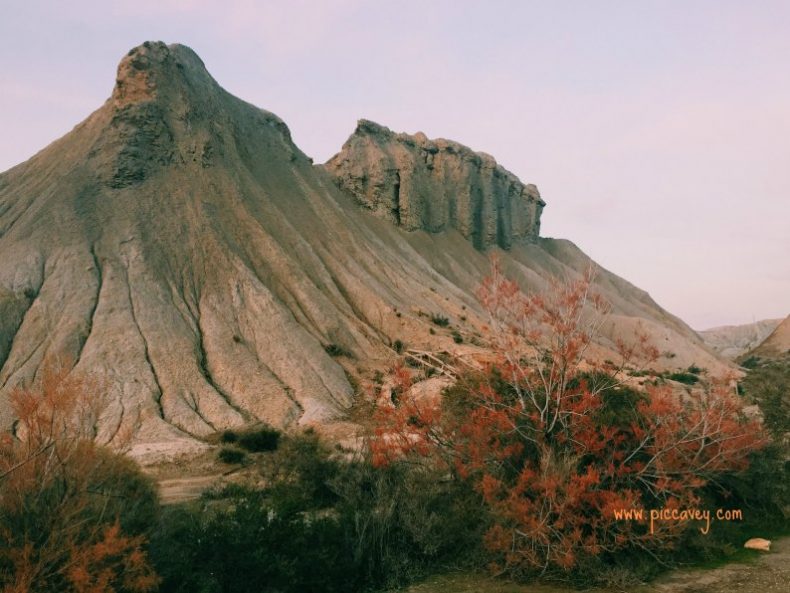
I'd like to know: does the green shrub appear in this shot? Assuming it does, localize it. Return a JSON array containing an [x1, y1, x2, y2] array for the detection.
[[217, 446, 246, 464], [324, 343, 350, 357], [451, 330, 463, 344], [220, 429, 238, 443], [668, 371, 699, 385], [238, 426, 281, 452], [152, 431, 482, 593], [393, 339, 405, 353], [741, 358, 790, 437], [430, 314, 450, 327], [741, 355, 761, 369]]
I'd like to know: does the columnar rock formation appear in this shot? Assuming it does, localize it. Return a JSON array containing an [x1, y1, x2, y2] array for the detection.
[[324, 120, 545, 249]]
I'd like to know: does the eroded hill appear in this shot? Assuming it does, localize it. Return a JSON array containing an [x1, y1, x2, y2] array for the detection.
[[0, 42, 728, 460]]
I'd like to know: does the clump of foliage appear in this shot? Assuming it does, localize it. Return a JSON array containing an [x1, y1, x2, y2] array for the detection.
[[430, 314, 450, 327], [237, 425, 281, 453], [220, 429, 238, 443], [371, 260, 767, 584], [392, 339, 405, 353], [0, 367, 160, 592], [151, 431, 481, 593], [667, 371, 699, 384], [217, 446, 246, 464], [741, 357, 790, 438], [451, 330, 463, 344], [740, 355, 761, 369]]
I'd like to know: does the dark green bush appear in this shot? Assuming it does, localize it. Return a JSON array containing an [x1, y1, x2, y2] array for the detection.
[[152, 431, 482, 593], [451, 330, 463, 344], [220, 429, 238, 443], [324, 343, 351, 357], [238, 426, 281, 452], [741, 355, 761, 369], [741, 358, 790, 437], [430, 314, 450, 327], [392, 339, 405, 353], [668, 371, 699, 384], [217, 446, 246, 464]]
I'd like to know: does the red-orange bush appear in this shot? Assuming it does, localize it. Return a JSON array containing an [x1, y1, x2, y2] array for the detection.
[[371, 260, 767, 576], [0, 366, 159, 593]]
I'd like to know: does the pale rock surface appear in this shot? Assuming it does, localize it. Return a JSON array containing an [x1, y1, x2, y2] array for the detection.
[[744, 538, 772, 552], [745, 315, 790, 360], [324, 120, 545, 249], [700, 318, 783, 360]]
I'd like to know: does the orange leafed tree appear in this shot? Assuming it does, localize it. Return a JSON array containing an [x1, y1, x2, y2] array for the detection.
[[371, 259, 767, 575], [0, 366, 159, 593]]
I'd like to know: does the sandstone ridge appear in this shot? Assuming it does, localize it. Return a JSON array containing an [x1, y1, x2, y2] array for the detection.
[[324, 120, 545, 249]]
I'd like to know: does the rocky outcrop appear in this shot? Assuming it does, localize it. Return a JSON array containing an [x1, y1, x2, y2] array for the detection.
[[324, 120, 545, 250]]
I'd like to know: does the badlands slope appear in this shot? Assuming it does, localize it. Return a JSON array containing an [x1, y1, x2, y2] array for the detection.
[[0, 42, 728, 458]]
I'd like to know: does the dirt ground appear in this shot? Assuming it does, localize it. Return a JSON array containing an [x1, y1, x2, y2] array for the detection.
[[397, 537, 789, 593]]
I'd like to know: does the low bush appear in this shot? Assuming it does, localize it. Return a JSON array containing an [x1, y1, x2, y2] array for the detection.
[[237, 426, 281, 452], [220, 429, 238, 443], [668, 371, 699, 384], [430, 314, 450, 327], [151, 431, 482, 593], [324, 343, 351, 357], [217, 446, 246, 464]]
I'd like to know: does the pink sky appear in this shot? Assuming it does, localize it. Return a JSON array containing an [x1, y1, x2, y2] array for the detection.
[[1, 1, 788, 328]]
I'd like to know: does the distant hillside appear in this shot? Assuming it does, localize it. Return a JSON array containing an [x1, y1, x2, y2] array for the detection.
[[742, 315, 790, 361], [700, 318, 783, 359]]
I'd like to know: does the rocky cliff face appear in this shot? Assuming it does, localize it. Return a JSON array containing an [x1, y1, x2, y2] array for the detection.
[[324, 120, 545, 249]]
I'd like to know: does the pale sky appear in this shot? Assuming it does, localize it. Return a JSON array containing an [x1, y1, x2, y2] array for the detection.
[[1, 1, 788, 329]]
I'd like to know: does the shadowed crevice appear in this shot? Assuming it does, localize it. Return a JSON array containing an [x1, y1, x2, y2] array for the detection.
[[73, 244, 103, 370], [122, 262, 166, 421]]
